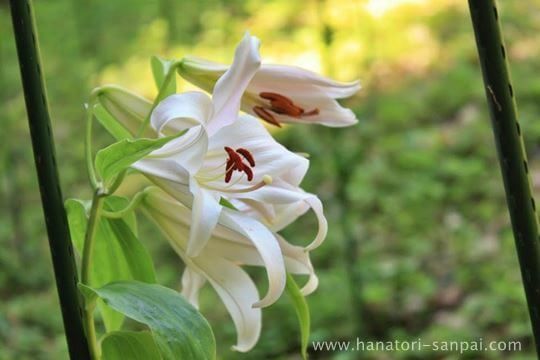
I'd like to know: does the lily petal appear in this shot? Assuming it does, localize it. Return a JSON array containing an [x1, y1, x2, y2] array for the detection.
[[180, 267, 206, 308], [207, 33, 261, 135], [237, 184, 328, 250], [150, 92, 212, 136], [187, 180, 222, 257], [190, 255, 262, 352], [219, 209, 286, 308], [277, 235, 319, 296], [251, 64, 361, 99]]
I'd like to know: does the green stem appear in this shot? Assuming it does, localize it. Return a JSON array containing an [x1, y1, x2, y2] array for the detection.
[[86, 98, 99, 189], [81, 190, 105, 359], [8, 1, 91, 358], [469, 0, 540, 354], [136, 63, 178, 137], [102, 187, 150, 219]]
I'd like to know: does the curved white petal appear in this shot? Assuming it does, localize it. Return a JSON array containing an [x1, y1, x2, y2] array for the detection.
[[277, 236, 319, 296], [187, 180, 222, 256], [134, 158, 190, 185], [250, 64, 361, 98], [208, 33, 261, 135], [181, 268, 206, 308], [150, 92, 212, 135], [191, 256, 262, 352], [219, 209, 286, 308], [237, 185, 328, 250]]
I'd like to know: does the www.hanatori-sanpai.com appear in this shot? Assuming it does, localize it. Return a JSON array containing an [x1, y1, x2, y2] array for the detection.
[[311, 338, 522, 355]]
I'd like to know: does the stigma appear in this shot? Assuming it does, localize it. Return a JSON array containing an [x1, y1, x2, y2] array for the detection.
[[253, 92, 320, 127]]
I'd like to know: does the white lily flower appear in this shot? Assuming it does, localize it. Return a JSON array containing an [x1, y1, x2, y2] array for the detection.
[[142, 188, 318, 352], [178, 39, 360, 127], [94, 83, 328, 252], [133, 34, 327, 259]]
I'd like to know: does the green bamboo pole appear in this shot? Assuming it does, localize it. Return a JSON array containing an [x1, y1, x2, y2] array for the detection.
[[8, 1, 91, 358], [469, 0, 540, 353]]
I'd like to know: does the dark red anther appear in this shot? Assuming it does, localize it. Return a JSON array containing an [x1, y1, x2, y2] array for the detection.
[[236, 148, 256, 167], [223, 146, 256, 183], [243, 166, 253, 181], [258, 92, 320, 122], [253, 106, 282, 127], [260, 92, 295, 105]]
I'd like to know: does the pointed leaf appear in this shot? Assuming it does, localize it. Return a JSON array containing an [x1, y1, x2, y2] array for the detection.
[[286, 273, 310, 360], [102, 331, 161, 360], [80, 281, 216, 360], [95, 134, 181, 189], [65, 198, 90, 252]]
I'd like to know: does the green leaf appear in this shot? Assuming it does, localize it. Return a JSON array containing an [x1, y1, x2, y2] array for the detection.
[[95, 134, 179, 189], [80, 281, 216, 360], [91, 196, 156, 331], [65, 198, 90, 252], [102, 331, 161, 360], [286, 273, 310, 360], [93, 104, 133, 141], [151, 56, 176, 99]]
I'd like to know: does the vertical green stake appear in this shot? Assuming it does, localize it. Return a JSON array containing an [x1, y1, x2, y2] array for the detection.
[[9, 1, 90, 358], [469, 0, 540, 353]]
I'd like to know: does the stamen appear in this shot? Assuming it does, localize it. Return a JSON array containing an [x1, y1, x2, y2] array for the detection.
[[225, 159, 234, 183], [258, 92, 320, 122], [236, 148, 256, 167], [253, 106, 282, 127], [223, 146, 256, 183], [260, 92, 295, 105], [303, 108, 320, 116]]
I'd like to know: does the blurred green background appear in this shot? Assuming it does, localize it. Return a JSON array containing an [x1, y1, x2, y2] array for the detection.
[[2, 0, 540, 358]]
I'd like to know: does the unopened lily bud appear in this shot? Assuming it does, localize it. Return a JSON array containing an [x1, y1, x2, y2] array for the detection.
[[93, 85, 156, 138]]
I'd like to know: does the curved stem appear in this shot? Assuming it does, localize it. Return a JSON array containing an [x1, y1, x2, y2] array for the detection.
[[102, 187, 150, 219], [136, 62, 179, 137], [85, 99, 99, 189], [81, 189, 105, 359]]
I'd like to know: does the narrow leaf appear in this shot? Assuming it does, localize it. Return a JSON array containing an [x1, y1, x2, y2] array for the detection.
[[286, 273, 310, 360], [65, 198, 90, 253], [80, 281, 216, 360], [102, 331, 161, 360]]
